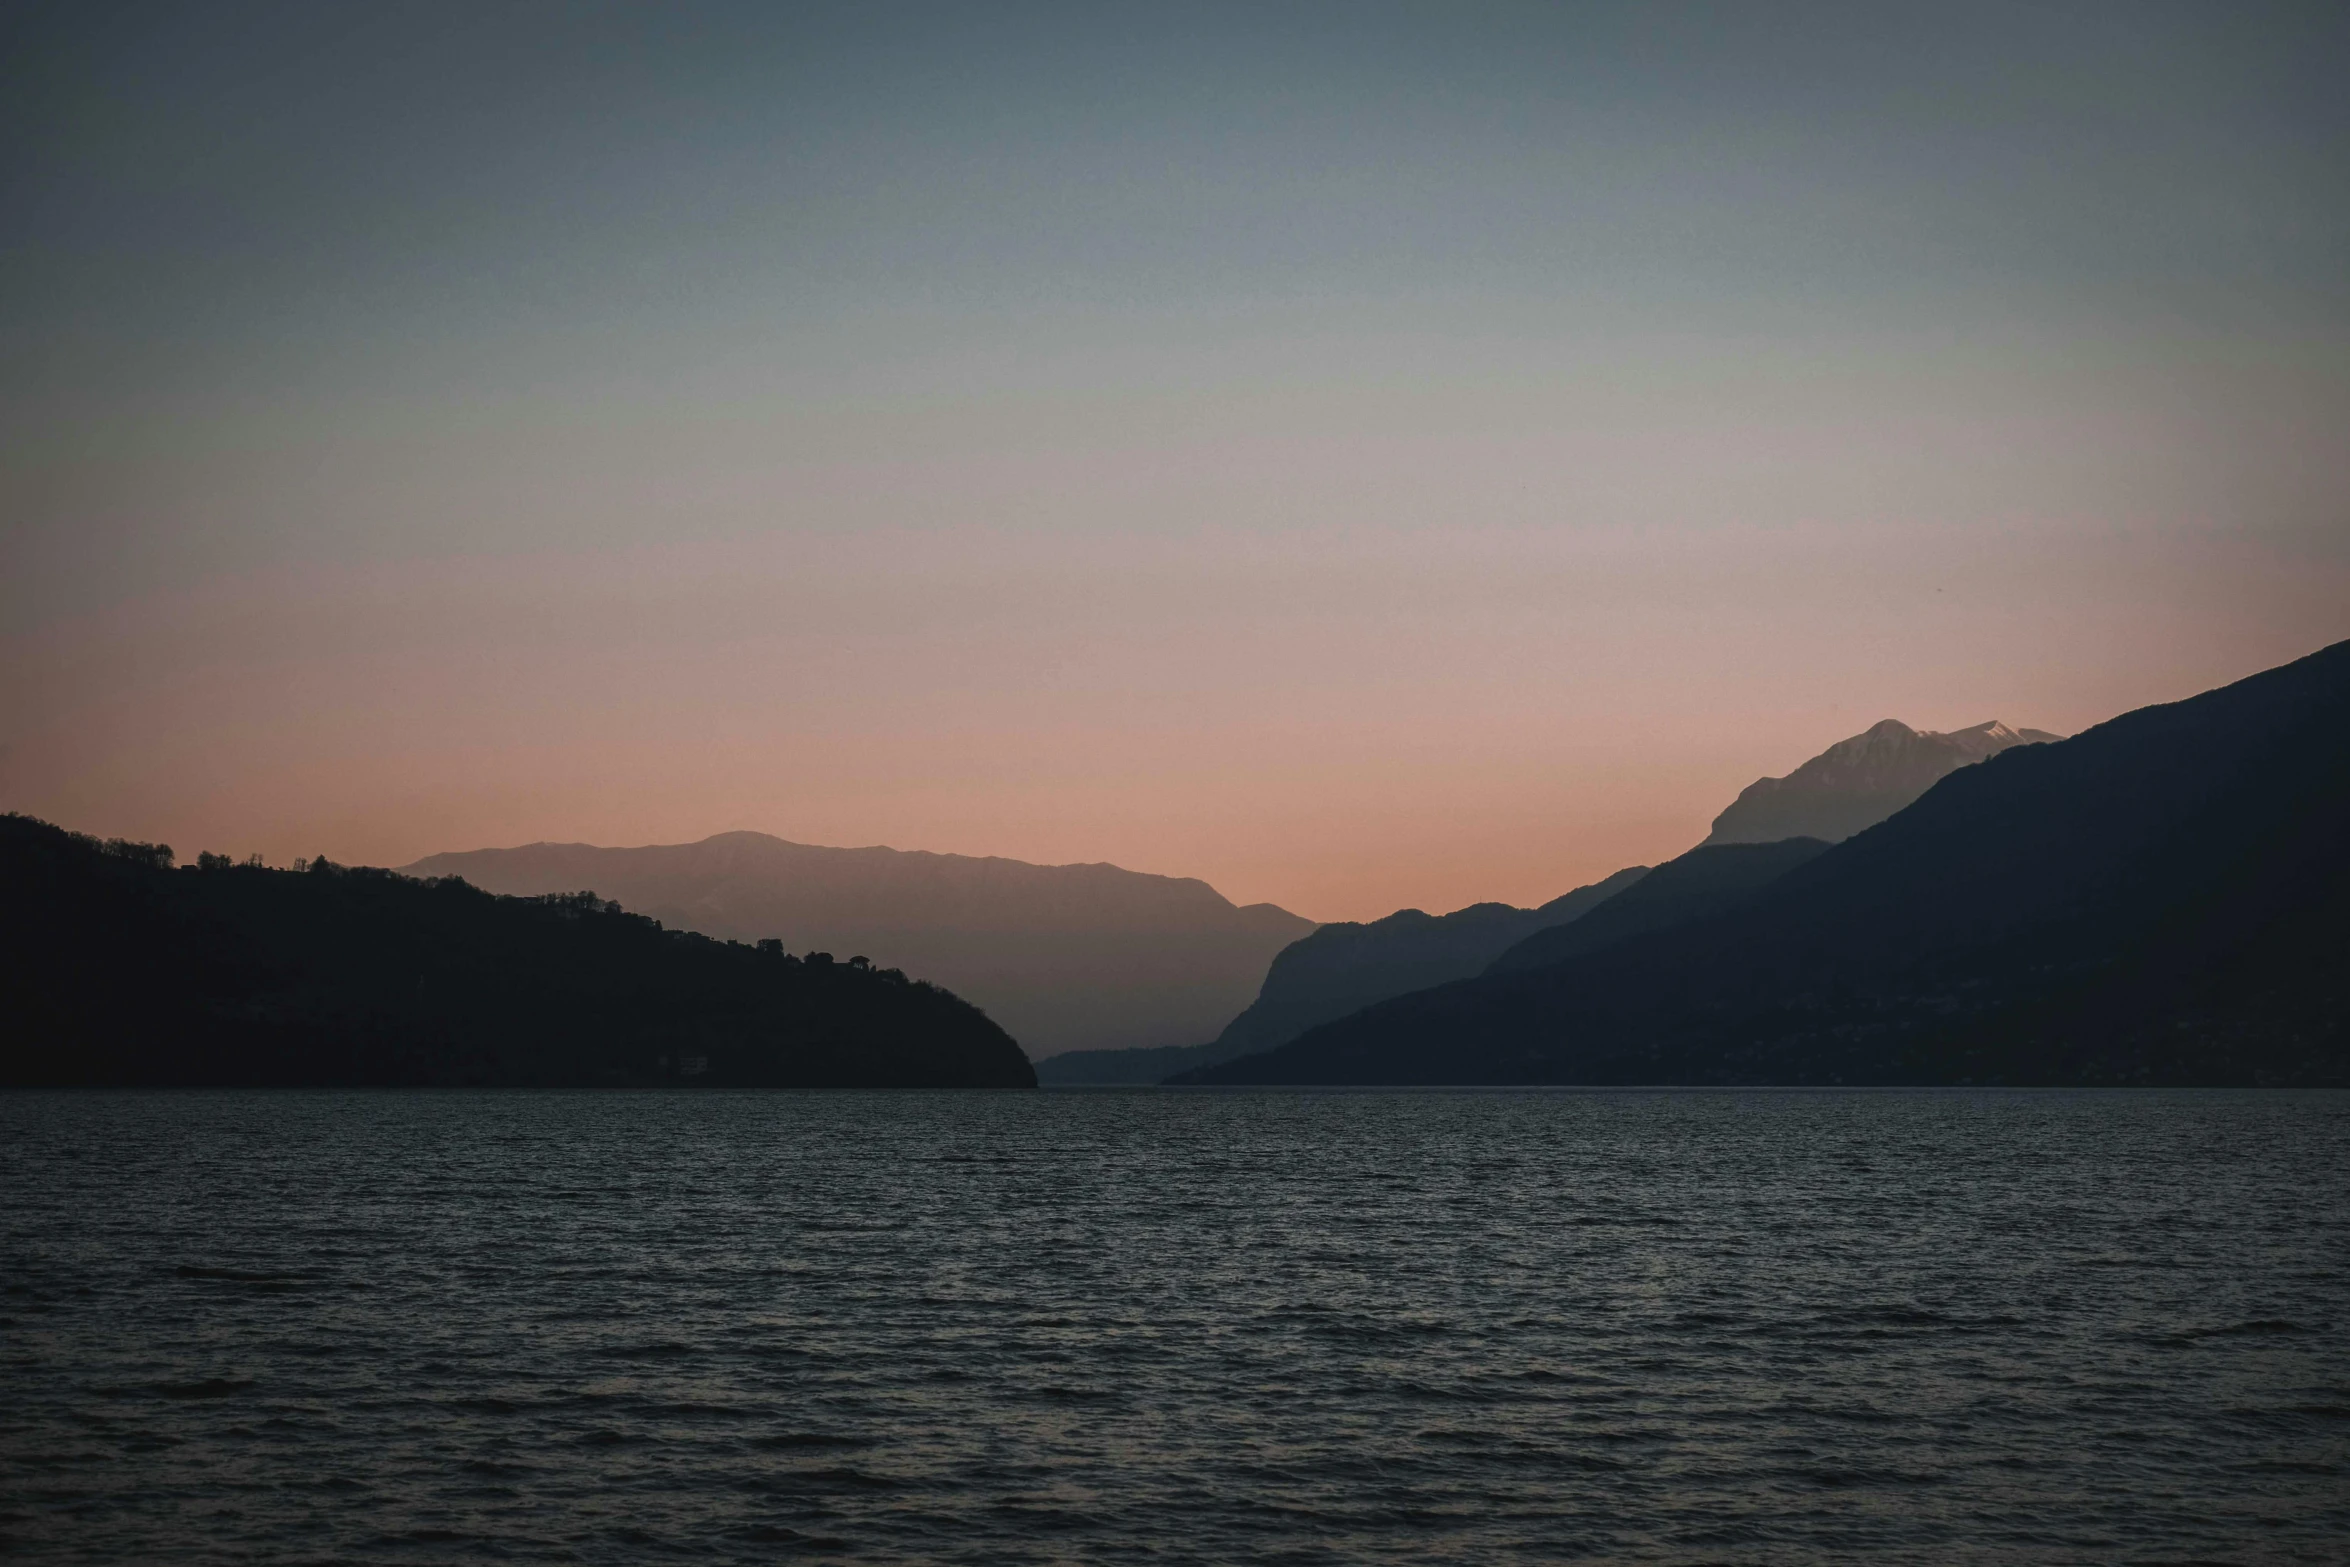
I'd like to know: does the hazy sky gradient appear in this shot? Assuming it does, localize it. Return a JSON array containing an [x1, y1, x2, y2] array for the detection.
[[4, 1, 2346, 919]]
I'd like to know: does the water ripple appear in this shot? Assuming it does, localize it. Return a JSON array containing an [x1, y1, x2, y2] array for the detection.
[[2, 1087, 2346, 1563]]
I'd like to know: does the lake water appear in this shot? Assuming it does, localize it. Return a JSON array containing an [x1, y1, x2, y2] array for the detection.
[[3, 1088, 2346, 1563]]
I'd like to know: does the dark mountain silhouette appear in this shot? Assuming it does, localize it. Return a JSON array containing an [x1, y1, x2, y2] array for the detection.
[[402, 833, 1313, 1060], [1485, 840, 1829, 975], [1181, 641, 2350, 1086], [1, 815, 1034, 1088], [1220, 869, 1654, 1054], [1039, 867, 1649, 1084], [1068, 718, 2050, 1084], [1704, 718, 2062, 847]]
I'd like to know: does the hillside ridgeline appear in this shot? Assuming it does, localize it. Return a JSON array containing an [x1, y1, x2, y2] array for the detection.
[[1182, 641, 2350, 1086], [1066, 712, 2058, 1084], [1, 816, 1035, 1088], [1486, 839, 1830, 975]]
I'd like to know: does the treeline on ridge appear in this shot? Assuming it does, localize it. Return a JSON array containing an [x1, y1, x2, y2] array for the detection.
[[0, 814, 1035, 1089]]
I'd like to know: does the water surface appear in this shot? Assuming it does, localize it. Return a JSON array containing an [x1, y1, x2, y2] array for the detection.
[[4, 1089, 2345, 1562]]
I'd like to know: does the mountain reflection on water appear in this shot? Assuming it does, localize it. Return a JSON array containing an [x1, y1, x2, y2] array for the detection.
[[4, 1088, 2346, 1563]]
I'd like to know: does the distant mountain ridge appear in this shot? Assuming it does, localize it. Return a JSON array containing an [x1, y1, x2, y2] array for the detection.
[[1061, 712, 2064, 1084], [1152, 839, 1830, 1084], [1184, 641, 2350, 1086], [1704, 718, 2061, 846], [1038, 868, 1647, 1084], [1094, 720, 2056, 1084], [402, 832, 1313, 1060]]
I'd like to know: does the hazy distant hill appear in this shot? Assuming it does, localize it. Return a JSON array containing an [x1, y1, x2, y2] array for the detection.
[[1036, 869, 1647, 1084], [1704, 719, 2061, 846], [402, 832, 1312, 1060], [1485, 839, 1829, 975], [1032, 1037, 1246, 1086], [1, 817, 1034, 1089], [1184, 641, 2350, 1086]]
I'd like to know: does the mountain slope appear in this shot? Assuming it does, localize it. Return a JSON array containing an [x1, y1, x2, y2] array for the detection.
[[1218, 869, 1652, 1055], [403, 832, 1313, 1059], [1704, 719, 2062, 846], [1186, 642, 2350, 1086], [1038, 868, 1647, 1084], [1486, 841, 1827, 975], [1, 816, 1035, 1088]]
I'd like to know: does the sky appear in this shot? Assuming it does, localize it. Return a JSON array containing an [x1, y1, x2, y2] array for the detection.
[[3, 0, 2346, 922]]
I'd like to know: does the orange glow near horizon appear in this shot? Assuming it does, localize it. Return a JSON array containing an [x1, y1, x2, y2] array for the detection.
[[8, 518, 2339, 924], [5, 7, 2346, 924]]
